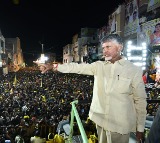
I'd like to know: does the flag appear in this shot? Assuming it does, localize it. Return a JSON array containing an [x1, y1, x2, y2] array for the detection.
[[85, 117, 90, 124], [61, 99, 64, 103], [13, 75, 17, 86], [10, 88, 13, 94], [88, 134, 98, 143], [41, 95, 46, 102]]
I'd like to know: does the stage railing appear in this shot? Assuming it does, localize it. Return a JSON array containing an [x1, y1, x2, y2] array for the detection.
[[68, 100, 88, 143]]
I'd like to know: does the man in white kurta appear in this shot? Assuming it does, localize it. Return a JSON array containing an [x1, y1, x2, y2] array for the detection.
[[34, 34, 147, 143]]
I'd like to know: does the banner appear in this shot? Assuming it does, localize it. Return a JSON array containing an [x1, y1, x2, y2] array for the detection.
[[137, 18, 160, 49], [124, 0, 139, 36], [150, 22, 160, 47]]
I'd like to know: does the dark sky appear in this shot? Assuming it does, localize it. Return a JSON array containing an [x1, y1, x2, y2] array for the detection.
[[0, 0, 125, 63]]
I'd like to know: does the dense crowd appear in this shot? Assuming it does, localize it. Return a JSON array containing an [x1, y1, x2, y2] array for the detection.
[[0, 68, 95, 143], [0, 67, 159, 143]]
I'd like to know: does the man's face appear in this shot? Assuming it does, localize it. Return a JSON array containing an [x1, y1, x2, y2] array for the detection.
[[102, 41, 121, 61]]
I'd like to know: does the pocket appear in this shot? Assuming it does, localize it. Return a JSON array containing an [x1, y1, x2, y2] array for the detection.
[[115, 77, 131, 94]]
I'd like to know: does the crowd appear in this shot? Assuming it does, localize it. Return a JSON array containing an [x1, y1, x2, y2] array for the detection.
[[0, 68, 94, 143], [0, 65, 159, 143]]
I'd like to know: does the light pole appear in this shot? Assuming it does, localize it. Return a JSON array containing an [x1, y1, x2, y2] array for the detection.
[[39, 42, 44, 54], [41, 43, 44, 54]]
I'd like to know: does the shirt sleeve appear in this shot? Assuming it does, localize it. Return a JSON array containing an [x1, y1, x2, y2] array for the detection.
[[132, 67, 147, 132], [57, 62, 96, 75]]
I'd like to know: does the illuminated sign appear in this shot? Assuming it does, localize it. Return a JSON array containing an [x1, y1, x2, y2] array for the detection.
[[126, 42, 147, 70]]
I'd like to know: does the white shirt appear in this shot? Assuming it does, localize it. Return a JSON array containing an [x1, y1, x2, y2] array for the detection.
[[57, 58, 147, 134]]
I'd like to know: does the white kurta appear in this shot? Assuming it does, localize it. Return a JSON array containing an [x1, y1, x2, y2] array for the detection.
[[57, 58, 147, 134]]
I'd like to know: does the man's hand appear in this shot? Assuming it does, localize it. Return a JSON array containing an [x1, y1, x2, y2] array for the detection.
[[136, 131, 144, 143], [33, 60, 53, 74]]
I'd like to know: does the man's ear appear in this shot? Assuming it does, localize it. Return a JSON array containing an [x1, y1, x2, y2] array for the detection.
[[119, 45, 123, 52]]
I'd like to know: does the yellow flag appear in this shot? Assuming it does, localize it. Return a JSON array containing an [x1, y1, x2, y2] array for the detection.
[[53, 134, 65, 143], [41, 95, 46, 102], [85, 117, 90, 124], [10, 88, 13, 94], [24, 115, 29, 119], [88, 134, 98, 143], [13, 75, 17, 86], [88, 138, 94, 143], [61, 99, 64, 103]]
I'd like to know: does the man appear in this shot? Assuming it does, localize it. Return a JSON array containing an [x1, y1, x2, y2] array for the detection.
[[34, 34, 147, 143]]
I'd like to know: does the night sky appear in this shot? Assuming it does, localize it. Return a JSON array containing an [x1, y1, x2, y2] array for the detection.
[[0, 0, 125, 63]]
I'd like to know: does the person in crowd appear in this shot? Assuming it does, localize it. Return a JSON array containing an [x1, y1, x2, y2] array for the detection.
[[15, 128, 25, 143], [34, 34, 147, 143]]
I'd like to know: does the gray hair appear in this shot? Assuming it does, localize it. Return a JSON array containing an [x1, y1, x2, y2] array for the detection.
[[100, 34, 123, 46]]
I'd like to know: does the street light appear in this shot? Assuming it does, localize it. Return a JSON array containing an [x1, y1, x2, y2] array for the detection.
[[38, 42, 48, 63], [39, 54, 48, 64]]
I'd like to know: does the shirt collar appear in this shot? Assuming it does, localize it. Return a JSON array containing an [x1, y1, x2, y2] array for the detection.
[[104, 57, 126, 66]]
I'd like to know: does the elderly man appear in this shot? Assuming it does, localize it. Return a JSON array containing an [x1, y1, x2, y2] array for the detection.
[[34, 34, 147, 143]]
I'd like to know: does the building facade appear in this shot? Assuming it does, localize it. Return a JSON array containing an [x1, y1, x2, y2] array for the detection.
[[5, 37, 24, 72]]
